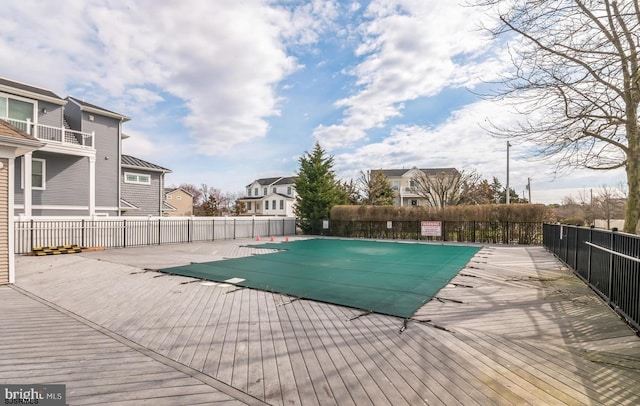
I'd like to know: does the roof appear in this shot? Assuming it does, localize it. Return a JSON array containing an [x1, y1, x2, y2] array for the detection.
[[0, 120, 39, 142], [373, 168, 459, 177], [165, 187, 194, 197], [247, 176, 297, 188], [66, 96, 131, 122], [0, 77, 65, 105], [121, 155, 172, 173], [0, 120, 44, 156]]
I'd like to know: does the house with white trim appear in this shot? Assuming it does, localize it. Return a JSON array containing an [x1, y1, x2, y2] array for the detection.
[[372, 167, 460, 207], [120, 155, 171, 216], [238, 176, 297, 217], [0, 76, 174, 217], [0, 77, 130, 216], [0, 120, 42, 284]]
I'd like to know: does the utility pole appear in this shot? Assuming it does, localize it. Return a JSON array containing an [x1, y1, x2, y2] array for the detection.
[[527, 177, 531, 203]]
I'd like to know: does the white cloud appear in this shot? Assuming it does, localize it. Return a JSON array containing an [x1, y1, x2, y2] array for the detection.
[[313, 0, 505, 148], [0, 0, 338, 154]]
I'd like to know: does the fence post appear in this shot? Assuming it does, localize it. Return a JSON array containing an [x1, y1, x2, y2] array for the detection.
[[30, 219, 34, 250], [212, 218, 215, 241], [123, 219, 127, 248], [251, 216, 255, 238], [443, 220, 447, 242], [81, 219, 85, 248], [607, 229, 616, 303], [473, 221, 476, 243], [158, 218, 161, 245], [587, 226, 593, 283], [233, 218, 236, 239], [268, 219, 271, 237], [187, 218, 191, 243]]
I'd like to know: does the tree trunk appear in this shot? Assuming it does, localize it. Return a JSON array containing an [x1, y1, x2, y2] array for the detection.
[[624, 117, 640, 234]]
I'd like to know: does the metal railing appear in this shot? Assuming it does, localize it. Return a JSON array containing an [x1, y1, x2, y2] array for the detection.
[[543, 223, 640, 331], [14, 216, 296, 254], [315, 220, 543, 244], [2, 118, 94, 148]]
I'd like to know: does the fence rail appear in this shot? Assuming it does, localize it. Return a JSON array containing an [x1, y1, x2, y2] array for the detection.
[[543, 223, 640, 332], [14, 216, 296, 254], [317, 220, 543, 244]]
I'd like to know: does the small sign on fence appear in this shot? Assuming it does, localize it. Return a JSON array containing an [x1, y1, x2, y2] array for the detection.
[[387, 221, 393, 229], [421, 221, 442, 237]]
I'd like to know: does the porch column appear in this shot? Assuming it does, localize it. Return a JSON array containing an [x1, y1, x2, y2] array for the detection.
[[88, 155, 96, 215], [23, 152, 32, 217]]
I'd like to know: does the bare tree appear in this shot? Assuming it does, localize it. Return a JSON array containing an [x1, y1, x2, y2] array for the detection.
[[358, 170, 395, 206], [412, 169, 482, 208], [475, 0, 640, 233]]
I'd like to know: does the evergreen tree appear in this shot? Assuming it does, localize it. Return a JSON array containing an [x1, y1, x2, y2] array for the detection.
[[359, 170, 394, 205], [294, 142, 346, 233]]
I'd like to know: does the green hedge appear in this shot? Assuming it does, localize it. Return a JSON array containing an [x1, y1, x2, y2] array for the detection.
[[330, 203, 554, 223]]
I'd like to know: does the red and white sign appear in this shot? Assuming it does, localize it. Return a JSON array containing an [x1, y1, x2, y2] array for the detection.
[[421, 221, 442, 237]]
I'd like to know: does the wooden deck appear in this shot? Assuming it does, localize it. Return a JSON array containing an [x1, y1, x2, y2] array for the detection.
[[5, 238, 640, 405]]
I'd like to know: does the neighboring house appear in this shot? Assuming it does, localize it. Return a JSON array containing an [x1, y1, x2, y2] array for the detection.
[[373, 167, 459, 207], [120, 155, 171, 216], [0, 120, 42, 284], [164, 187, 194, 217], [0, 77, 130, 216], [238, 176, 297, 217]]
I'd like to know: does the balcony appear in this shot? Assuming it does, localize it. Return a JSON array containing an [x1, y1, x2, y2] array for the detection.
[[3, 118, 94, 150]]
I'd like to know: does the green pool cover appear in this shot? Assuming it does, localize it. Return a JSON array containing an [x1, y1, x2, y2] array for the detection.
[[159, 239, 481, 318]]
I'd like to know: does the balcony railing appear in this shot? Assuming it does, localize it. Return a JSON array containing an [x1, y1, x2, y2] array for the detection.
[[3, 118, 94, 149]]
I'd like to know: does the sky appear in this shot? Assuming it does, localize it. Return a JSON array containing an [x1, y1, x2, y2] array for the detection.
[[0, 0, 627, 204]]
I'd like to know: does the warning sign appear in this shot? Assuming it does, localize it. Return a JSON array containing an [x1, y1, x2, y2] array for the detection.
[[421, 221, 442, 237]]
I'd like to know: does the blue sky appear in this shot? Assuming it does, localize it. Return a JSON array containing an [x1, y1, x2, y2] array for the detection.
[[0, 0, 626, 204]]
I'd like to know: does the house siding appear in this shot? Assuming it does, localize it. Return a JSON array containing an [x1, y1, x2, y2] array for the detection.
[[37, 102, 65, 128], [32, 152, 89, 207], [82, 114, 120, 209], [165, 190, 193, 216], [121, 170, 162, 216], [0, 158, 8, 284]]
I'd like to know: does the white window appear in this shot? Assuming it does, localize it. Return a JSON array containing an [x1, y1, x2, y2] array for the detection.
[[248, 188, 251, 196], [280, 200, 284, 210], [263, 187, 267, 195], [273, 187, 277, 193], [176, 195, 182, 200], [0, 94, 35, 132], [124, 172, 151, 185], [392, 180, 400, 190], [32, 158, 45, 190], [254, 187, 258, 195], [272, 200, 276, 209], [265, 200, 269, 210], [287, 186, 292, 195], [247, 202, 252, 210], [167, 195, 172, 199]]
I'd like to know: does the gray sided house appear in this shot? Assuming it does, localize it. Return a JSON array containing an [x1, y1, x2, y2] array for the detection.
[[121, 155, 171, 217], [0, 77, 130, 216]]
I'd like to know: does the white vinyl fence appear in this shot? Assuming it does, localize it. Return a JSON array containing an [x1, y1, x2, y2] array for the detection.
[[14, 216, 296, 254]]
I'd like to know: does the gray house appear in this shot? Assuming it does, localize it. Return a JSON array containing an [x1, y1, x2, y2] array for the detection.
[[0, 77, 130, 216], [120, 155, 171, 216]]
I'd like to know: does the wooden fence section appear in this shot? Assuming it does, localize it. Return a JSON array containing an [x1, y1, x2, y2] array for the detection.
[[543, 223, 640, 332], [14, 216, 296, 254]]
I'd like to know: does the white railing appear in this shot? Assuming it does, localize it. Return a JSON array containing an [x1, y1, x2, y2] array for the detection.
[[14, 216, 297, 254], [2, 118, 94, 148]]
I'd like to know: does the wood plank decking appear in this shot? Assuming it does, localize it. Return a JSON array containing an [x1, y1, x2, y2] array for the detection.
[[5, 238, 640, 405]]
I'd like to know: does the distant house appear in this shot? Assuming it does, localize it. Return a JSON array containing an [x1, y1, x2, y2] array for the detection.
[[120, 155, 171, 216], [0, 77, 130, 216], [238, 176, 297, 217], [164, 187, 194, 217], [372, 167, 460, 207]]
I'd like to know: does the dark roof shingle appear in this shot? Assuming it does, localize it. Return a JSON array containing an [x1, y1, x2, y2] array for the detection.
[[121, 154, 171, 173]]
